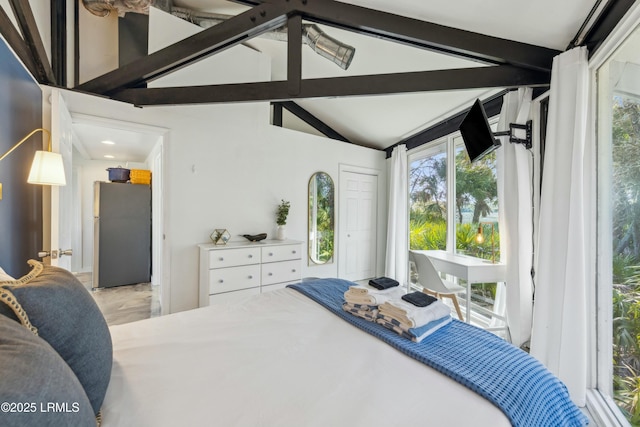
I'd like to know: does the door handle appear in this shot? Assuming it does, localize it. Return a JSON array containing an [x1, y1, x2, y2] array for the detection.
[[38, 250, 58, 259], [39, 249, 72, 259], [59, 249, 73, 257]]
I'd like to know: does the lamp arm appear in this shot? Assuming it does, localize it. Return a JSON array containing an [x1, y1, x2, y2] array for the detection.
[[0, 128, 51, 163]]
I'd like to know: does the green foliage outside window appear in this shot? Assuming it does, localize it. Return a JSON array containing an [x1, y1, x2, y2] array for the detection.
[[311, 174, 334, 263], [409, 145, 500, 301], [611, 97, 640, 423], [409, 149, 500, 259]]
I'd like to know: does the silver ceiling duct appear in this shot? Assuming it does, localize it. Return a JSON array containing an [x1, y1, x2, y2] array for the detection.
[[303, 24, 354, 71], [82, 1, 355, 70], [171, 7, 354, 70], [82, 0, 150, 17]]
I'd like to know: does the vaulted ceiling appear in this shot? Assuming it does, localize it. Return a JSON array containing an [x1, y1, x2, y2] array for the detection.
[[0, 0, 635, 155]]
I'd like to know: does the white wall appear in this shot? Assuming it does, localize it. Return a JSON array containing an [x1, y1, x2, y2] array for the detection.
[[162, 102, 387, 312], [78, 5, 118, 84], [51, 88, 386, 313], [38, 5, 387, 313]]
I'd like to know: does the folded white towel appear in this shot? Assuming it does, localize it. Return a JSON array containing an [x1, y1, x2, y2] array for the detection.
[[344, 285, 406, 306], [376, 315, 452, 343], [379, 299, 450, 328]]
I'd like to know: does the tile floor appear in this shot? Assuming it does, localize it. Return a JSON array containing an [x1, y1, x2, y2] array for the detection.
[[76, 272, 160, 326]]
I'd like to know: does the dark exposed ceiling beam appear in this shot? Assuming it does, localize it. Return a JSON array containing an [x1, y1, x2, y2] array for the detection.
[[9, 0, 56, 84], [112, 66, 550, 106], [76, 0, 559, 98], [51, 0, 67, 86], [272, 103, 283, 126], [381, 0, 633, 156], [76, 2, 289, 95], [0, 5, 39, 79], [287, 14, 302, 96], [275, 101, 352, 143], [579, 0, 636, 56], [233, 0, 560, 72], [298, 0, 559, 72]]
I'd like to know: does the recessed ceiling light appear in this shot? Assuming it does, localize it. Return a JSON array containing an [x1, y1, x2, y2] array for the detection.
[[101, 140, 115, 145], [104, 155, 114, 159]]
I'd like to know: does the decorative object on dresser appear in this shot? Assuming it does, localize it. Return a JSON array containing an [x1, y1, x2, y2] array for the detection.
[[209, 229, 231, 245], [241, 233, 267, 242], [199, 240, 302, 306], [275, 199, 290, 240]]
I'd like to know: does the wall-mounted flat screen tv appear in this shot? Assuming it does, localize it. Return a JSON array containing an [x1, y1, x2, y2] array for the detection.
[[459, 98, 501, 163]]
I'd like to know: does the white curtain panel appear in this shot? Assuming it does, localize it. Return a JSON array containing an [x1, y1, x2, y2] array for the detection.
[[530, 46, 590, 406], [496, 88, 534, 347], [385, 144, 408, 286]]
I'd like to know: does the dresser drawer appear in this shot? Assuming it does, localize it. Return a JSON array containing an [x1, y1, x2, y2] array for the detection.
[[262, 260, 301, 286], [209, 264, 261, 294], [261, 245, 301, 263], [208, 247, 260, 269]]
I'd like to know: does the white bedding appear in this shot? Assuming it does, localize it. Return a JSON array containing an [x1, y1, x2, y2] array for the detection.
[[101, 288, 510, 427]]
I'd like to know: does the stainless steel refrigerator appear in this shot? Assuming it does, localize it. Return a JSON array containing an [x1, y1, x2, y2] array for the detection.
[[93, 181, 151, 288]]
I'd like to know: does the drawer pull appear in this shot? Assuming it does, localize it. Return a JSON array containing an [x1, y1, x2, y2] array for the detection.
[[219, 257, 224, 261], [248, 254, 253, 258], [292, 269, 296, 273], [268, 252, 273, 256], [248, 275, 253, 279], [268, 272, 273, 276], [218, 279, 224, 283], [292, 250, 297, 254]]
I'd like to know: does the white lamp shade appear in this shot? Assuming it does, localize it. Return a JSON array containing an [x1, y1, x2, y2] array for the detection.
[[27, 151, 66, 186]]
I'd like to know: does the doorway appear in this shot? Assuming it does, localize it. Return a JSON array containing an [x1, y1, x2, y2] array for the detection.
[[68, 113, 168, 314]]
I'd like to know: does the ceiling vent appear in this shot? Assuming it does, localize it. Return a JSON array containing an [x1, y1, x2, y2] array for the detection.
[[82, 0, 355, 70]]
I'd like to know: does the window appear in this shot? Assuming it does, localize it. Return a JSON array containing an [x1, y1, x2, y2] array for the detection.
[[409, 141, 448, 251], [453, 136, 499, 262], [596, 19, 640, 426], [408, 129, 501, 327], [408, 136, 500, 258]]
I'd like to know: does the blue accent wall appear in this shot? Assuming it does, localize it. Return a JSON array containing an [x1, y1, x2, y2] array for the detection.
[[0, 37, 43, 277]]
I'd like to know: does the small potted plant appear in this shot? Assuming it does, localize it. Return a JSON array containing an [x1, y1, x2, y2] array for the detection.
[[276, 199, 290, 240]]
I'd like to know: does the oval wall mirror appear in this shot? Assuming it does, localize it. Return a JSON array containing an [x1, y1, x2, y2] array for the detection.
[[308, 172, 335, 265]]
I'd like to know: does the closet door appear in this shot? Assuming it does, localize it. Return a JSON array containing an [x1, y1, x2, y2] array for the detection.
[[338, 171, 377, 281], [49, 90, 74, 271]]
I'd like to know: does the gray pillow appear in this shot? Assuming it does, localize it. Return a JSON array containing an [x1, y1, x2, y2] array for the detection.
[[0, 314, 95, 426], [0, 265, 112, 415]]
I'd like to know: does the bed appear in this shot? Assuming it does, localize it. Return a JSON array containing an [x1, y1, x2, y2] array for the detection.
[[0, 264, 587, 427]]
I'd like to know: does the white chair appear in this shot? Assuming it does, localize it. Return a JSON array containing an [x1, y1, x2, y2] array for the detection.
[[409, 251, 465, 321]]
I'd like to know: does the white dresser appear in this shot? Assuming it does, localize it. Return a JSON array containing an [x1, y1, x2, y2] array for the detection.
[[198, 240, 302, 307]]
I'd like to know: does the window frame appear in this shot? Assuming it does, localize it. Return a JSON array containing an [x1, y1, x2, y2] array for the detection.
[[588, 3, 640, 425], [408, 120, 499, 256]]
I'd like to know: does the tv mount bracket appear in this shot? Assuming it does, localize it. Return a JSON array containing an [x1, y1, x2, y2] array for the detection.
[[493, 120, 532, 149]]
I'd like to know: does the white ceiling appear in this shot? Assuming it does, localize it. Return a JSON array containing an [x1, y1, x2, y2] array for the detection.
[[76, 0, 600, 158], [73, 121, 160, 163]]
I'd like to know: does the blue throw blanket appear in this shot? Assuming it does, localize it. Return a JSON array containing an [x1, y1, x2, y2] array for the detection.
[[288, 278, 588, 427]]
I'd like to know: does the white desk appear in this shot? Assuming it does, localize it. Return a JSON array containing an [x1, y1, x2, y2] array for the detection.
[[414, 250, 507, 323]]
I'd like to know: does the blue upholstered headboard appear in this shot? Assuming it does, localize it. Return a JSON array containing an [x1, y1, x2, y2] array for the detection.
[[0, 37, 43, 277]]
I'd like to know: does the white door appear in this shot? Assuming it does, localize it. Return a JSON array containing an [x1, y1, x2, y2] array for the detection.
[[338, 171, 377, 281], [49, 90, 74, 270]]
